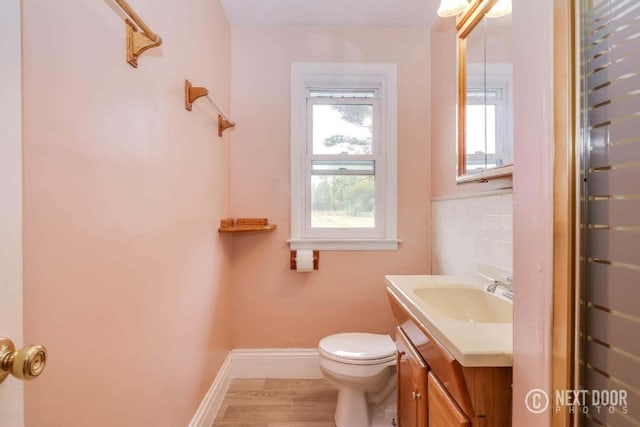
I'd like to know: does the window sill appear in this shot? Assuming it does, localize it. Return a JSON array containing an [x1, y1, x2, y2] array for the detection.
[[288, 238, 401, 251], [456, 165, 513, 184]]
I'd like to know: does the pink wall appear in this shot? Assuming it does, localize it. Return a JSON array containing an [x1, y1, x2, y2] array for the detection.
[[511, 0, 554, 425], [22, 1, 232, 425], [229, 26, 431, 348]]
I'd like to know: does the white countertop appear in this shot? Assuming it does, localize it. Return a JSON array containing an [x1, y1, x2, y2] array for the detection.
[[385, 274, 513, 367]]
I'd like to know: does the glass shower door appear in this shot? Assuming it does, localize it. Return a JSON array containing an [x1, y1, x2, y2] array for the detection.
[[580, 0, 640, 425]]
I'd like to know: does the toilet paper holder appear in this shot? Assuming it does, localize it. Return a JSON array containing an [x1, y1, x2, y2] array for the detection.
[[290, 250, 319, 270]]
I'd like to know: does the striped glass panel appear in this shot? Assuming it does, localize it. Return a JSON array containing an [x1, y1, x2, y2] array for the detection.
[[581, 0, 640, 424]]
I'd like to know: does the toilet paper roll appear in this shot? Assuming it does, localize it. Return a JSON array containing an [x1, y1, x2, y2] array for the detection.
[[296, 250, 314, 272]]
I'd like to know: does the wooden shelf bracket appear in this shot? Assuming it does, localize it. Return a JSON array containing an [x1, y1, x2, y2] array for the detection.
[[218, 115, 235, 137], [185, 80, 209, 111], [125, 20, 162, 68], [185, 80, 237, 137], [112, 0, 162, 68]]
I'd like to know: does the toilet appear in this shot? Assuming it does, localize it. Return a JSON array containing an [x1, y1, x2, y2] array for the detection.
[[318, 332, 397, 427]]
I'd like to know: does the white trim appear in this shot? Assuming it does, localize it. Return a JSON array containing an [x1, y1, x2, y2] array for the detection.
[[229, 348, 322, 378], [456, 164, 513, 184], [0, 1, 24, 425], [288, 238, 401, 251], [188, 353, 233, 427], [189, 349, 322, 427]]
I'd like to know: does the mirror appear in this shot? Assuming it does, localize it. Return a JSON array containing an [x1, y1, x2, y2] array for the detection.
[[457, 0, 513, 183]]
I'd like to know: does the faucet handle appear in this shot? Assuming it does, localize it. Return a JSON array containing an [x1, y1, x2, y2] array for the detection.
[[486, 280, 499, 293]]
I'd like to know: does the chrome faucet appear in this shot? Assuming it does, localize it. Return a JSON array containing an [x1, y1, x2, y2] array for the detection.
[[486, 276, 513, 300]]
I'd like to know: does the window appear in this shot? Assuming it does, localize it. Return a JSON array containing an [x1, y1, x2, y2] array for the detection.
[[290, 63, 398, 251]]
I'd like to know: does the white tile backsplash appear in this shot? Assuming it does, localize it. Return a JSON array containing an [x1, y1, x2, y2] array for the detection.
[[431, 192, 513, 276]]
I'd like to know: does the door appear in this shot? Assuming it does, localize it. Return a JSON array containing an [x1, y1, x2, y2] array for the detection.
[[427, 372, 470, 427], [579, 1, 640, 425], [396, 327, 428, 427], [0, 0, 25, 425]]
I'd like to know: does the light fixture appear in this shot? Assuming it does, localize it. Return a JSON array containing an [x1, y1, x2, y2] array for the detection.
[[486, 0, 512, 17], [437, 0, 469, 17]]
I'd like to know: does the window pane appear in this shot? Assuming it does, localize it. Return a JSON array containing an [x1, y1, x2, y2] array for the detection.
[[311, 175, 375, 228], [485, 105, 496, 154], [466, 104, 486, 155], [312, 104, 373, 155], [465, 104, 499, 172]]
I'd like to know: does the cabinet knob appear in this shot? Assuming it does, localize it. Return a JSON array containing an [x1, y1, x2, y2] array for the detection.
[[412, 391, 422, 399], [0, 337, 47, 383]]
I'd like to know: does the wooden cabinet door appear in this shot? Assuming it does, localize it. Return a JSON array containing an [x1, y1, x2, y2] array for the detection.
[[396, 327, 428, 427], [428, 372, 470, 427]]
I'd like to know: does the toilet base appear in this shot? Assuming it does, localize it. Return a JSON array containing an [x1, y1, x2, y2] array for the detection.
[[335, 387, 369, 427]]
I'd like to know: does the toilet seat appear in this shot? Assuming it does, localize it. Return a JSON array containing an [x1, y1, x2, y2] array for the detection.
[[319, 333, 396, 365]]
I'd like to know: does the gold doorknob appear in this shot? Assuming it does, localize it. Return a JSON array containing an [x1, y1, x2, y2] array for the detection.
[[0, 337, 47, 383]]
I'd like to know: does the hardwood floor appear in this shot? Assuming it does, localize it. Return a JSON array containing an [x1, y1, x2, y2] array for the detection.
[[212, 378, 338, 427]]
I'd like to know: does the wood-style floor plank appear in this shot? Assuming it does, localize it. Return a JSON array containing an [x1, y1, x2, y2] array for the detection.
[[228, 379, 267, 392], [267, 423, 337, 427], [222, 403, 335, 422], [212, 379, 337, 427], [263, 379, 335, 391]]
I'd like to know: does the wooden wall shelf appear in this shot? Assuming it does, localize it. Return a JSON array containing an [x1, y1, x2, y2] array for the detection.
[[218, 218, 277, 233]]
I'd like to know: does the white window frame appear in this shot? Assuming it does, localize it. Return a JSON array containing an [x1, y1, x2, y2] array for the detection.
[[289, 63, 398, 251]]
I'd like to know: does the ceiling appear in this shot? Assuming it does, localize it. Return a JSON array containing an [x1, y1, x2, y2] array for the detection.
[[219, 0, 439, 27]]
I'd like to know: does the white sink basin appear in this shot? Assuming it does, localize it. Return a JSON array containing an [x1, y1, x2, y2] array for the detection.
[[413, 287, 512, 323], [385, 275, 513, 367]]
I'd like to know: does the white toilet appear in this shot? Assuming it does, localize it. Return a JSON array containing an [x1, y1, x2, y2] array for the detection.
[[318, 332, 397, 427]]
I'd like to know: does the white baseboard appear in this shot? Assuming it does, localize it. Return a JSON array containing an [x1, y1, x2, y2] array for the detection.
[[229, 348, 321, 379], [188, 353, 233, 427], [189, 348, 321, 427]]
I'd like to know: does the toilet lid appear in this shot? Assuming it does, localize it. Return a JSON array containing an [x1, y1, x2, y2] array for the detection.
[[319, 333, 396, 364]]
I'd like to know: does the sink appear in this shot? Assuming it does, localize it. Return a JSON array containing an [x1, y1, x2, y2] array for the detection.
[[385, 275, 513, 367], [413, 287, 512, 323]]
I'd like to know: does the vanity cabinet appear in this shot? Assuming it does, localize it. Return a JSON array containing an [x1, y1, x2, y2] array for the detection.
[[428, 372, 470, 427], [388, 288, 512, 427], [396, 327, 427, 427]]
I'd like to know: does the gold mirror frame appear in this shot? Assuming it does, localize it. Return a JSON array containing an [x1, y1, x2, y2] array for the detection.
[[457, 0, 513, 183]]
